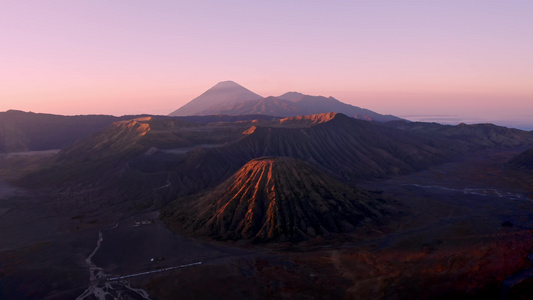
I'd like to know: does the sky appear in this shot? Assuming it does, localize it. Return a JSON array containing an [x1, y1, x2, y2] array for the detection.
[[1, 1, 533, 129]]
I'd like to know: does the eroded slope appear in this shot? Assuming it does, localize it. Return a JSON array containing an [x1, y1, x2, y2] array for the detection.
[[163, 157, 387, 242]]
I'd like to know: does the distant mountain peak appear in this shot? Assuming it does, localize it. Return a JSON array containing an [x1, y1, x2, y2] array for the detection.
[[213, 80, 242, 88], [169, 81, 262, 116], [204, 80, 258, 94], [277, 91, 305, 102]]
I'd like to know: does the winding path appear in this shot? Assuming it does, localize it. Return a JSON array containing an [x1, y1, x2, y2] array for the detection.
[[76, 222, 153, 300]]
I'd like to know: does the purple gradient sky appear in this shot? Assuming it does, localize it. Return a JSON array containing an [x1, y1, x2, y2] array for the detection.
[[1, 1, 532, 128]]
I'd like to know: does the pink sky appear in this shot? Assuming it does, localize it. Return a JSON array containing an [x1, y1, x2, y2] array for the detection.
[[1, 1, 532, 128]]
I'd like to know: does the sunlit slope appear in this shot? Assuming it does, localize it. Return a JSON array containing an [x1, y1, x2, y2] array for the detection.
[[162, 157, 388, 242]]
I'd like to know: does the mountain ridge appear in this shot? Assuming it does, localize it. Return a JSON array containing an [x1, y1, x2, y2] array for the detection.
[[169, 81, 263, 116], [168, 81, 401, 122], [0, 110, 148, 153]]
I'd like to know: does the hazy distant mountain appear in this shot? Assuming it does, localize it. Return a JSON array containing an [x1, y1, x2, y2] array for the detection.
[[169, 81, 263, 116], [386, 121, 533, 149], [277, 92, 399, 122], [162, 157, 387, 242], [217, 94, 400, 122], [0, 110, 143, 153], [216, 96, 297, 117], [277, 91, 307, 102], [169, 81, 401, 122]]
